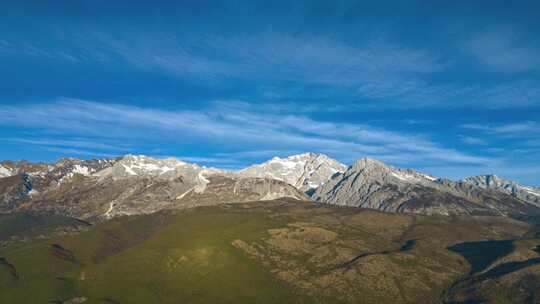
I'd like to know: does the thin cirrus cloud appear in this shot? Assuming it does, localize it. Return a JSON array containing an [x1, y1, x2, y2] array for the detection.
[[3, 30, 454, 104], [1, 138, 131, 152], [461, 121, 540, 137], [458, 135, 487, 146], [465, 30, 540, 72], [4, 30, 540, 108], [90, 33, 540, 108], [355, 77, 540, 108], [90, 32, 448, 83], [0, 99, 491, 167], [459, 121, 540, 162], [41, 147, 119, 158]]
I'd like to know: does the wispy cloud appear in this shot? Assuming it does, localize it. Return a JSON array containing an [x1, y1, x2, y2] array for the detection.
[[0, 138, 131, 152], [460, 121, 540, 167], [461, 121, 540, 137], [41, 147, 119, 158], [466, 29, 540, 72], [356, 77, 540, 108], [473, 80, 540, 107], [5, 29, 540, 108], [0, 99, 491, 168], [90, 32, 448, 85], [458, 135, 487, 145], [177, 156, 239, 165]]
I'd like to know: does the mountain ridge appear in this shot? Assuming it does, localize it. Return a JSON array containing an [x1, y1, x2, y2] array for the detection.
[[313, 157, 540, 217], [0, 154, 308, 220], [463, 174, 540, 207], [1, 153, 539, 220]]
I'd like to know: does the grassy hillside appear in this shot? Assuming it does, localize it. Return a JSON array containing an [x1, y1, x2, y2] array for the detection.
[[0, 212, 89, 244], [1, 199, 539, 303]]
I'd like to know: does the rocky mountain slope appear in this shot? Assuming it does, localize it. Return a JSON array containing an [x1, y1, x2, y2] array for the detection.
[[2, 153, 540, 220], [464, 174, 540, 208], [0, 174, 32, 212], [0, 155, 307, 220], [238, 152, 346, 192], [312, 158, 540, 216]]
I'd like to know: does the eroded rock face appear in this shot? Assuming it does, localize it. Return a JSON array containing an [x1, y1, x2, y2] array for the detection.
[[171, 176, 309, 210], [0, 174, 32, 212], [312, 158, 540, 217]]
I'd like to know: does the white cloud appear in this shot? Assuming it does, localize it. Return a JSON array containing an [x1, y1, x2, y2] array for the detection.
[[0, 99, 491, 168], [6, 30, 540, 108]]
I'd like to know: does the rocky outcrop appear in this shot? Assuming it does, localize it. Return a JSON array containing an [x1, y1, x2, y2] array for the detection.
[[0, 174, 32, 212]]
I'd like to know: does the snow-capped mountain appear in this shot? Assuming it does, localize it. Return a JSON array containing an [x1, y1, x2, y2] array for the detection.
[[96, 154, 221, 180], [464, 175, 540, 207], [2, 153, 540, 220], [238, 153, 347, 192], [0, 154, 306, 219]]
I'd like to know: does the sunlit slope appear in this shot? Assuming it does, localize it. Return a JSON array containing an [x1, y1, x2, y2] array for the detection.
[[0, 204, 323, 303]]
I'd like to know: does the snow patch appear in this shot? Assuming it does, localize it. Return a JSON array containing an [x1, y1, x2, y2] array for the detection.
[[391, 171, 416, 182], [176, 188, 193, 200], [72, 165, 92, 176], [418, 173, 437, 181], [521, 186, 540, 197], [269, 157, 303, 169], [198, 170, 209, 183], [104, 202, 115, 219], [122, 164, 138, 176], [307, 182, 319, 189], [0, 165, 12, 177]]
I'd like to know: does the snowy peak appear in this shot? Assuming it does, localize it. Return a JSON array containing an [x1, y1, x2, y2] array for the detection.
[[95, 154, 224, 182], [117, 154, 190, 176], [239, 153, 347, 191]]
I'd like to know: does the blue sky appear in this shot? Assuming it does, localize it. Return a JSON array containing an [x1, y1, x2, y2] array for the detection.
[[1, 1, 539, 185]]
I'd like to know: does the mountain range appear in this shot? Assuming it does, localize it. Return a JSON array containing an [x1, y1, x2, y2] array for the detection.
[[2, 152, 540, 304], [1, 152, 539, 221]]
